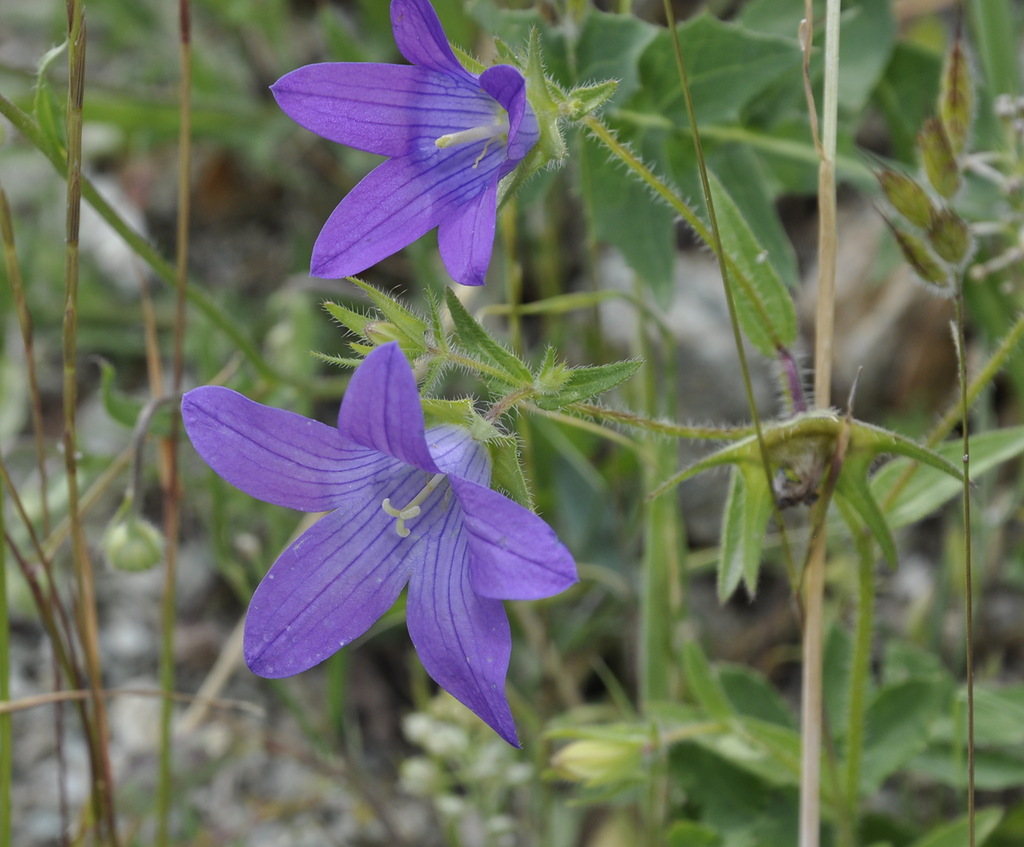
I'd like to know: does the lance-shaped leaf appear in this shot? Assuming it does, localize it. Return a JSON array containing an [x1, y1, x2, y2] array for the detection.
[[534, 359, 642, 411], [708, 172, 798, 356], [444, 287, 533, 386], [718, 464, 774, 601]]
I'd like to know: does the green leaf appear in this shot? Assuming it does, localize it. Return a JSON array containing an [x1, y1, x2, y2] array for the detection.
[[444, 288, 533, 386], [534, 359, 642, 411], [836, 452, 899, 567], [905, 807, 1002, 847], [719, 665, 796, 728], [707, 171, 798, 355], [575, 10, 659, 106], [681, 642, 734, 722], [666, 820, 722, 847], [634, 14, 801, 128], [718, 465, 772, 601], [873, 426, 1024, 529], [860, 679, 950, 793], [579, 133, 676, 305]]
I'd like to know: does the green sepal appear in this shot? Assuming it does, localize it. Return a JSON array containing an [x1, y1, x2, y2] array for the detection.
[[834, 451, 898, 567], [718, 464, 773, 601], [342, 278, 430, 357], [322, 301, 372, 339], [421, 397, 476, 429], [652, 412, 963, 567], [487, 434, 534, 509], [561, 79, 619, 122], [444, 288, 533, 387], [523, 26, 568, 167], [534, 359, 642, 411]]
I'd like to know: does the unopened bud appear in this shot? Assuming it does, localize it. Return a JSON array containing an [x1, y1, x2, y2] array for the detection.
[[363, 320, 405, 346], [940, 40, 973, 156], [551, 739, 643, 787], [103, 514, 165, 572], [918, 117, 960, 199], [927, 207, 972, 265], [876, 169, 934, 229], [886, 220, 950, 289]]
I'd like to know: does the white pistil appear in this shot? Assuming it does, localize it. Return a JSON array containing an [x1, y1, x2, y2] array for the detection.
[[435, 115, 510, 168], [381, 473, 447, 538]]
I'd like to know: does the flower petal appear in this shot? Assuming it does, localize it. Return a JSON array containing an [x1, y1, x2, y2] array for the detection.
[[449, 477, 578, 601], [437, 183, 497, 286], [406, 506, 518, 746], [339, 343, 441, 473], [244, 477, 426, 677], [272, 63, 495, 158], [391, 0, 474, 82], [479, 65, 539, 171], [310, 142, 500, 280], [181, 386, 396, 512], [426, 424, 491, 487]]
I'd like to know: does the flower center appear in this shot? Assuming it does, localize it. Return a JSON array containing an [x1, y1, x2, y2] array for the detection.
[[435, 116, 509, 167], [381, 473, 447, 538]]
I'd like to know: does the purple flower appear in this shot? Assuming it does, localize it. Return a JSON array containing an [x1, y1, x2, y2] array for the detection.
[[181, 343, 576, 745], [273, 0, 540, 286]]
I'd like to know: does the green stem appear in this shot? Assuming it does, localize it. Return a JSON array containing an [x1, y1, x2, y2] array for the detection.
[[156, 2, 192, 842], [841, 529, 876, 846], [0, 184, 50, 535], [62, 5, 121, 842], [0, 483, 10, 846], [953, 288, 976, 847], [0, 92, 289, 388]]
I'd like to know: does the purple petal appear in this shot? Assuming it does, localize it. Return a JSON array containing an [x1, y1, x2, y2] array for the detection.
[[339, 343, 441, 472], [182, 386, 396, 512], [391, 0, 474, 82], [406, 506, 518, 746], [272, 63, 496, 158], [244, 464, 431, 676], [310, 142, 501, 280], [479, 65, 539, 171], [437, 184, 497, 286], [426, 424, 491, 486], [450, 477, 578, 601]]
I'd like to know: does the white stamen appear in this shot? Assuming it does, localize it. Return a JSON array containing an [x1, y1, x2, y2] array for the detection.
[[381, 473, 447, 537]]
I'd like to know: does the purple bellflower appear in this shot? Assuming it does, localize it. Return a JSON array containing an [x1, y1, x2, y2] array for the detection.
[[181, 343, 576, 745], [272, 0, 540, 287]]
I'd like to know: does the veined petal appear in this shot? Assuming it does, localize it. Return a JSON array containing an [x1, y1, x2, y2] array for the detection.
[[181, 386, 395, 512], [272, 63, 497, 158], [391, 0, 475, 83], [406, 506, 518, 746], [437, 182, 497, 286], [450, 477, 578, 601], [310, 142, 501, 280], [426, 424, 492, 487], [244, 470, 428, 677], [479, 65, 539, 170], [339, 343, 440, 472]]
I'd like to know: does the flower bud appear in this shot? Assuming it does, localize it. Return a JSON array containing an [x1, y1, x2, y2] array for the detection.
[[918, 117, 960, 199], [940, 39, 973, 156], [886, 221, 950, 290], [551, 738, 644, 787], [927, 207, 972, 265], [103, 514, 164, 572], [875, 169, 934, 229]]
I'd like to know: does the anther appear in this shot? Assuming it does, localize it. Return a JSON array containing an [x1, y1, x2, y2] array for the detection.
[[381, 473, 446, 538]]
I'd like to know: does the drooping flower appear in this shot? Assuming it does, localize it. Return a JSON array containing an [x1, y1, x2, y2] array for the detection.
[[181, 343, 576, 745], [273, 0, 540, 287]]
